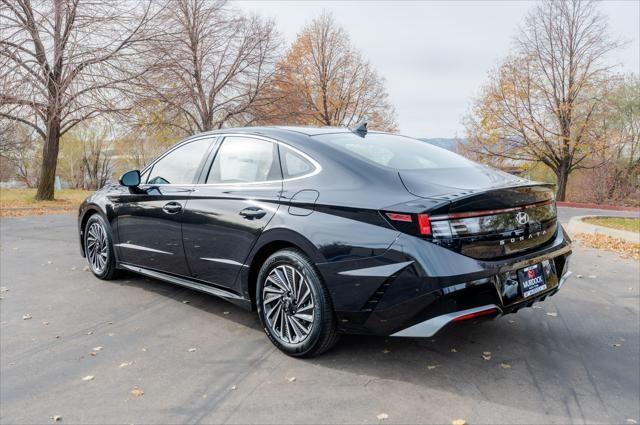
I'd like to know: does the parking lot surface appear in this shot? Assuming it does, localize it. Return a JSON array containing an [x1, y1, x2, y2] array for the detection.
[[1, 213, 638, 424]]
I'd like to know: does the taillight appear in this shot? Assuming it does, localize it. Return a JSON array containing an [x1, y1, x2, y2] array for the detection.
[[417, 213, 431, 236], [385, 212, 412, 223]]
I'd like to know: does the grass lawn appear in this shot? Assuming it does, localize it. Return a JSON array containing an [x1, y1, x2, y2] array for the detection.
[[0, 188, 92, 217], [583, 216, 640, 233]]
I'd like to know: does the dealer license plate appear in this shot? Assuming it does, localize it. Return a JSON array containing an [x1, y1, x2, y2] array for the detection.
[[518, 263, 547, 298]]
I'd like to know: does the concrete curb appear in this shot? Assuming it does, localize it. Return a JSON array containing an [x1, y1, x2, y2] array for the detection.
[[566, 215, 639, 244]]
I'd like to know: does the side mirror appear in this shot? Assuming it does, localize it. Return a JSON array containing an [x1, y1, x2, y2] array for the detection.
[[119, 170, 141, 187]]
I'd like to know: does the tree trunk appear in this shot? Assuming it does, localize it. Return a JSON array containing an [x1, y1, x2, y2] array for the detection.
[[35, 119, 61, 201], [555, 164, 570, 202]]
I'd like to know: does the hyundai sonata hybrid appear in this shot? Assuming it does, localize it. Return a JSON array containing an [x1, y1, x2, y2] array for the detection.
[[78, 124, 572, 357]]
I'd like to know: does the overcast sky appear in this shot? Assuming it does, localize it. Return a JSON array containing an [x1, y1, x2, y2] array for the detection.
[[235, 0, 639, 138]]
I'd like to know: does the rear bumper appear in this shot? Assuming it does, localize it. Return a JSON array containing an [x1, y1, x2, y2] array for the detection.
[[391, 270, 572, 337], [318, 225, 572, 336]]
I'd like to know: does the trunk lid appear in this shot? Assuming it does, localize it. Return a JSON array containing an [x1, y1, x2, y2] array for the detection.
[[395, 167, 558, 260]]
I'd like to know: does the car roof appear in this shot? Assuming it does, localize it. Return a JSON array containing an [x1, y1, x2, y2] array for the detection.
[[191, 125, 357, 139]]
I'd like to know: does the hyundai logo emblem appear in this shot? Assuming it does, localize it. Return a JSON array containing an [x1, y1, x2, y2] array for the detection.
[[516, 211, 530, 225]]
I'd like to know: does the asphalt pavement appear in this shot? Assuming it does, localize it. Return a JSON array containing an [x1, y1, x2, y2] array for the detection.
[[0, 209, 638, 424]]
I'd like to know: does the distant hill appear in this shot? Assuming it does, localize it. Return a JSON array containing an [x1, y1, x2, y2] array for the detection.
[[418, 138, 466, 153]]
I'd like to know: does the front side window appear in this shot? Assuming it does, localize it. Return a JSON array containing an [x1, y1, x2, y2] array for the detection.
[[207, 137, 281, 184], [146, 139, 212, 185]]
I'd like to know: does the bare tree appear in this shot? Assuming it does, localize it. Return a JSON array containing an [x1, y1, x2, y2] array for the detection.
[[0, 0, 162, 200], [255, 12, 397, 131], [136, 0, 281, 134], [463, 0, 622, 200]]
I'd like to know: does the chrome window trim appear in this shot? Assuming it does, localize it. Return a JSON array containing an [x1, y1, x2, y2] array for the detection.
[[140, 133, 321, 188]]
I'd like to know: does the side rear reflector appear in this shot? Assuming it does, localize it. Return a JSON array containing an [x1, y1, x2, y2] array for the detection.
[[386, 212, 413, 223], [417, 213, 431, 236], [451, 307, 498, 323]]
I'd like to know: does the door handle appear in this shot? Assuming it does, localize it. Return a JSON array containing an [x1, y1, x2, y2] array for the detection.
[[162, 202, 183, 214], [239, 207, 267, 220]]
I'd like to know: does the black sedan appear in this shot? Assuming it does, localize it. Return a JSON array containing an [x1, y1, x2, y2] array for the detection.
[[78, 125, 572, 357]]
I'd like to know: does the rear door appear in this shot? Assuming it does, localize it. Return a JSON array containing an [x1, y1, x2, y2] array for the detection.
[[182, 135, 282, 293], [114, 137, 215, 275]]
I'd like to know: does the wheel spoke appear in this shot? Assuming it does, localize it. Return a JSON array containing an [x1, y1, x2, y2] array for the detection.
[[264, 293, 282, 304], [293, 313, 313, 323], [267, 275, 288, 293]]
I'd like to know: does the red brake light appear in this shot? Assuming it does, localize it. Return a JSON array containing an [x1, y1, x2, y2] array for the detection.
[[386, 212, 412, 223], [417, 213, 431, 236]]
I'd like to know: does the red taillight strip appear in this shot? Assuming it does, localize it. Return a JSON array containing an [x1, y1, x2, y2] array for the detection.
[[385, 212, 413, 222], [429, 200, 554, 222], [451, 307, 498, 322]]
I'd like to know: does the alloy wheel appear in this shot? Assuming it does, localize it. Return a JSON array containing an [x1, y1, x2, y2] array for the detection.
[[262, 264, 315, 344], [86, 222, 108, 274]]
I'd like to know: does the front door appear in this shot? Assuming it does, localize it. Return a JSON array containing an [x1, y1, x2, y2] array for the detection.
[[114, 137, 215, 275], [182, 136, 282, 293]]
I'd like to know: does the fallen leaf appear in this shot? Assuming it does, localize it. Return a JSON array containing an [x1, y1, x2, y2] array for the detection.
[[120, 361, 133, 368], [500, 362, 512, 369], [130, 387, 144, 397], [546, 312, 558, 317], [427, 364, 438, 370], [89, 352, 97, 357], [574, 233, 640, 262], [286, 376, 296, 382], [22, 313, 32, 320], [452, 420, 467, 425], [188, 347, 197, 352], [81, 375, 94, 381], [51, 415, 62, 422], [377, 413, 389, 421], [482, 351, 492, 361]]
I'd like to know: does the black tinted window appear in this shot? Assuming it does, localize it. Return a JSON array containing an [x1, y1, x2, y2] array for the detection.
[[315, 133, 472, 170], [207, 137, 280, 184], [280, 145, 314, 179], [147, 139, 211, 185]]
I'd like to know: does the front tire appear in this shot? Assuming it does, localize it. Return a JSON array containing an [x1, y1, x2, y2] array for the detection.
[[256, 249, 339, 357], [84, 214, 118, 280]]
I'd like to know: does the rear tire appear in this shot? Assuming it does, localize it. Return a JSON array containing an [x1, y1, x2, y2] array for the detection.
[[256, 249, 339, 357], [84, 214, 118, 280]]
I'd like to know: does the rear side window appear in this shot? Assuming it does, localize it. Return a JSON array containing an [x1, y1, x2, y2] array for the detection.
[[315, 133, 472, 170], [146, 139, 212, 185], [280, 145, 314, 179], [207, 137, 281, 184]]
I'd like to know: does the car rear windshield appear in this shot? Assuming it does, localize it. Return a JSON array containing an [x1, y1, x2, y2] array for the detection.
[[314, 132, 473, 170]]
